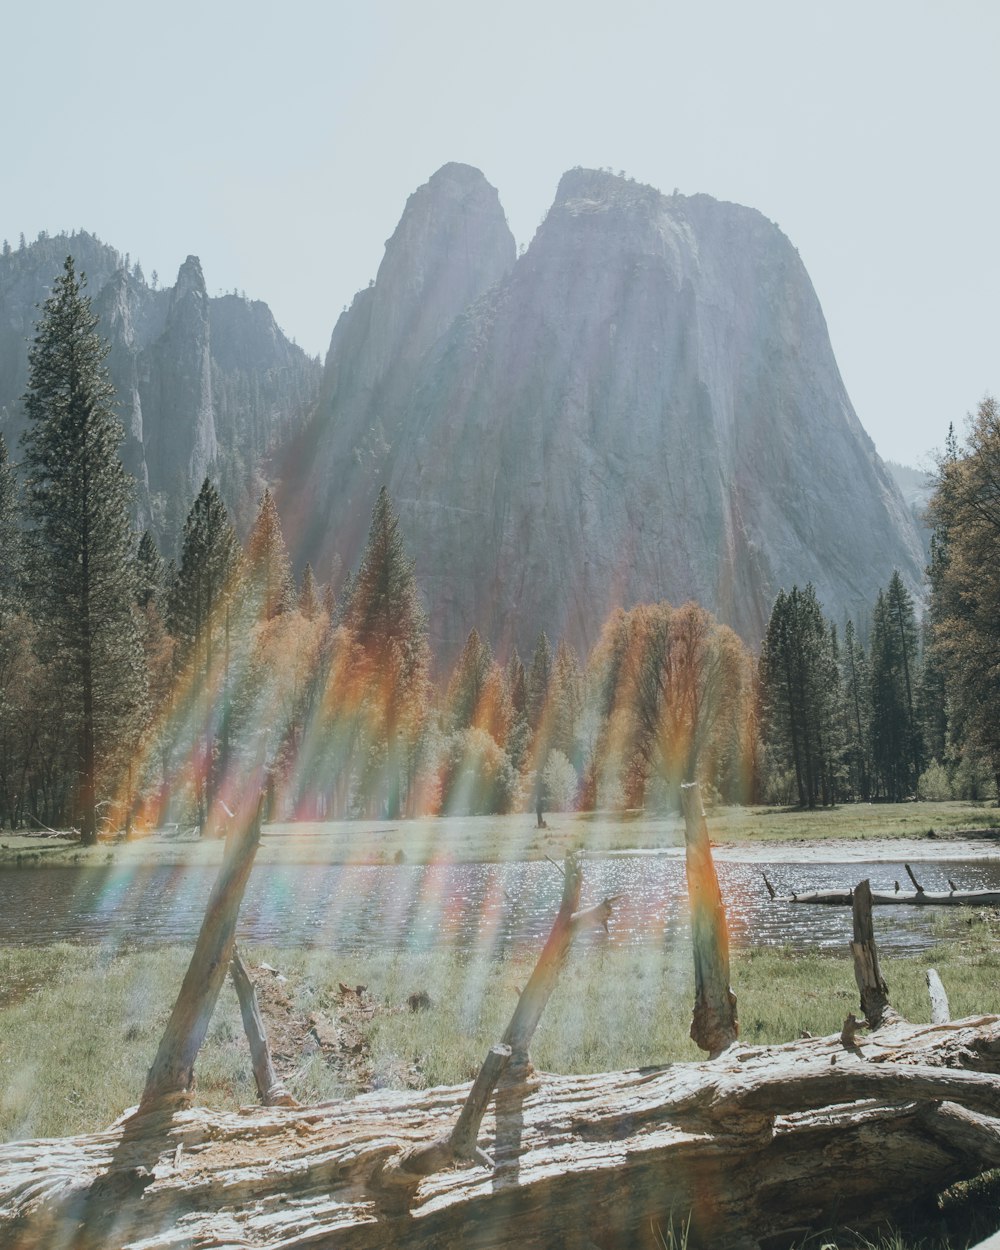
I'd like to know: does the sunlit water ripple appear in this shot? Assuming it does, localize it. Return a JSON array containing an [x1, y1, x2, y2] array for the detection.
[[2, 856, 998, 957]]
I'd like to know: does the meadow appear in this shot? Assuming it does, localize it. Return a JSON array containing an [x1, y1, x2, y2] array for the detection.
[[4, 801, 1000, 1247], [2, 799, 998, 870]]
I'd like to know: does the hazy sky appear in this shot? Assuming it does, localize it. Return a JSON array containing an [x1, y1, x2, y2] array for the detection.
[[3, 0, 996, 467]]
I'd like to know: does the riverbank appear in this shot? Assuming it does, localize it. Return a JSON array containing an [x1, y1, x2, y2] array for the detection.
[[3, 918, 1000, 1144], [2, 801, 998, 869]]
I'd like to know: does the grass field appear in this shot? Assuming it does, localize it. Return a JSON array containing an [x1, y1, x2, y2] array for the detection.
[[2, 799, 998, 870], [3, 912, 1000, 1143]]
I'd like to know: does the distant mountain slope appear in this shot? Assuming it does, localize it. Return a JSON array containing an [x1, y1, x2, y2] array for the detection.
[[0, 232, 320, 547], [293, 166, 925, 660]]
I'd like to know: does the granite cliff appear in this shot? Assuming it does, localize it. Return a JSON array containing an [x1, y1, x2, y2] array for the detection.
[[295, 167, 925, 660], [0, 232, 320, 546]]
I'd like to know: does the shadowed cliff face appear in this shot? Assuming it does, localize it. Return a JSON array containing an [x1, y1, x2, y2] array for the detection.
[[0, 233, 320, 544], [298, 166, 924, 662], [283, 162, 517, 578]]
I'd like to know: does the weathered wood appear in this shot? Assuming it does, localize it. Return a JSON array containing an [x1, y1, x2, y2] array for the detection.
[[769, 887, 1000, 907], [138, 794, 263, 1111], [6, 1016, 1000, 1250], [905, 862, 926, 893], [681, 781, 738, 1056], [375, 859, 621, 1199], [500, 850, 581, 1062], [850, 879, 898, 1028], [927, 967, 951, 1024], [230, 946, 297, 1107], [375, 1044, 513, 1195]]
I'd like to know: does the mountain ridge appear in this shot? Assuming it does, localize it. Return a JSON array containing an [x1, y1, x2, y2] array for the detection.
[[292, 165, 924, 660]]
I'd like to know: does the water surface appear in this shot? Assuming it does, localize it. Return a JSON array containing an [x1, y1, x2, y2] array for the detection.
[[1, 855, 996, 957]]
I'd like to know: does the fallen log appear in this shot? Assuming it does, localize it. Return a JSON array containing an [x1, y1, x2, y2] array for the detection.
[[5, 1015, 1000, 1250], [767, 887, 1000, 906]]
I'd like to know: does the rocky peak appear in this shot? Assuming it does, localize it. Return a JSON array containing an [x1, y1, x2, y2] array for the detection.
[[298, 165, 926, 662], [171, 255, 207, 306]]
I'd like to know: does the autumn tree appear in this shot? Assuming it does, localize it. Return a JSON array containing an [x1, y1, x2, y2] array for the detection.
[[245, 488, 295, 621]]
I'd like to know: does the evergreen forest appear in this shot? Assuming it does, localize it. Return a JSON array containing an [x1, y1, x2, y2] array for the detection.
[[2, 259, 998, 841]]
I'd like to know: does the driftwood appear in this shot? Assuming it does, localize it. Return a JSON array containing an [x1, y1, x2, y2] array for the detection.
[[768, 887, 1000, 906], [375, 851, 622, 1200], [766, 862, 1000, 906], [230, 946, 297, 1108], [850, 879, 899, 1028], [682, 782, 738, 1055], [927, 967, 951, 1024], [139, 794, 264, 1111], [7, 810, 1000, 1246], [5, 1015, 1000, 1249]]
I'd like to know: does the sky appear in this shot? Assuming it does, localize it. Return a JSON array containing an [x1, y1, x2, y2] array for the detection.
[[2, 0, 996, 469]]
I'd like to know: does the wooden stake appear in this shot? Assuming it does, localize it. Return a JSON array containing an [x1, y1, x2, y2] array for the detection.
[[850, 879, 898, 1028], [926, 968, 951, 1024], [230, 947, 297, 1107], [138, 794, 264, 1111], [681, 782, 738, 1057], [375, 852, 621, 1198]]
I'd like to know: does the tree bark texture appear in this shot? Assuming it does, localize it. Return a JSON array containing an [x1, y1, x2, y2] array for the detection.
[[850, 879, 898, 1028], [5, 1015, 1000, 1250], [681, 782, 738, 1056]]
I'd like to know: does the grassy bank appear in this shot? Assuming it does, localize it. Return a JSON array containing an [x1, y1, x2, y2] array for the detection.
[[2, 799, 998, 870], [3, 914, 1000, 1143]]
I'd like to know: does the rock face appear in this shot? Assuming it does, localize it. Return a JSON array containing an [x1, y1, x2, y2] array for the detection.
[[0, 232, 320, 545], [284, 163, 517, 577], [299, 167, 925, 660]]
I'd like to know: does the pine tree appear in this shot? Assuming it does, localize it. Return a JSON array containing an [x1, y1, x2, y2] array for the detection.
[[21, 258, 147, 842], [345, 486, 429, 818], [759, 586, 837, 807], [0, 435, 21, 617], [167, 479, 244, 827], [867, 575, 922, 801], [0, 434, 30, 828], [526, 632, 553, 733], [447, 628, 493, 731], [135, 530, 164, 612], [841, 619, 872, 800], [299, 563, 320, 619], [504, 650, 530, 774], [246, 488, 294, 621]]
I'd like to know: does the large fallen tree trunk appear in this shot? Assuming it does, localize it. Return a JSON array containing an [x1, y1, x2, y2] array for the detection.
[[6, 800, 1000, 1249], [4, 1014, 1000, 1250]]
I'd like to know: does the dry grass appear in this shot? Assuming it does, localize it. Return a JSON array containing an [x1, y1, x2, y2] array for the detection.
[[4, 915, 1000, 1144]]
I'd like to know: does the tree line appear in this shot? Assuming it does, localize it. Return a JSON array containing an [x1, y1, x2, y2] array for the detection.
[[1, 259, 996, 839]]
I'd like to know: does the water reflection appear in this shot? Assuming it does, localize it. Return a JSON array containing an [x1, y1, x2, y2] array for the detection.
[[0, 857, 997, 957]]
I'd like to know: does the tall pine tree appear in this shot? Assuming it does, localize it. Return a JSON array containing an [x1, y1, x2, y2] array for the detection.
[[21, 258, 146, 843], [345, 486, 429, 818], [167, 478, 244, 828], [246, 488, 295, 621]]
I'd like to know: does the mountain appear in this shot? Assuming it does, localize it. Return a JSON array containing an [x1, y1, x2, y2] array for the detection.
[[0, 232, 320, 548], [292, 166, 925, 661]]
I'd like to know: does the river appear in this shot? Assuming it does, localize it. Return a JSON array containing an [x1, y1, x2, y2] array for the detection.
[[2, 854, 999, 957]]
